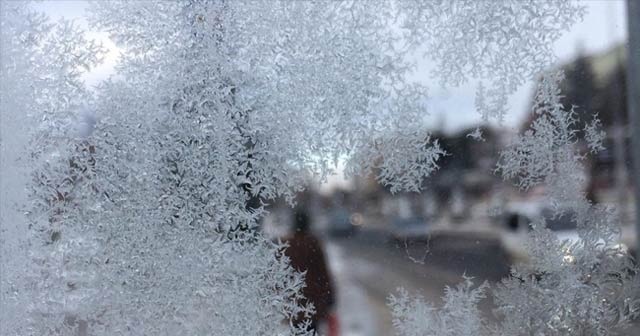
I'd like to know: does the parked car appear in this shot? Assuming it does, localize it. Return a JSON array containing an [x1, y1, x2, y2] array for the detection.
[[496, 201, 580, 262], [389, 216, 431, 241], [498, 200, 635, 260], [327, 206, 357, 237], [387, 196, 432, 241]]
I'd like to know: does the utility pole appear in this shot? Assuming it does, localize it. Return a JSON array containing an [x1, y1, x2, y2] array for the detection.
[[607, 1, 629, 228], [626, 0, 640, 256]]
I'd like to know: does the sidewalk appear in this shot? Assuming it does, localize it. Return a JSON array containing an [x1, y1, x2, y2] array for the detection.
[[326, 242, 384, 336]]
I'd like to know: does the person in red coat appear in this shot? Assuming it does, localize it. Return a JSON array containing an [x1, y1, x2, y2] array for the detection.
[[283, 208, 336, 334]]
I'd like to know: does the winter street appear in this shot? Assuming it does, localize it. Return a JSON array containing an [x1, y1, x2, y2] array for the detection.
[[328, 229, 640, 336], [327, 229, 508, 335], [3, 2, 639, 335]]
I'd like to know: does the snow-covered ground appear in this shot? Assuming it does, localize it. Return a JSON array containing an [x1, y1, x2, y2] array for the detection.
[[326, 242, 384, 336]]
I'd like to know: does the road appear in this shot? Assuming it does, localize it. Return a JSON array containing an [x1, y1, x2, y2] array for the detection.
[[326, 229, 509, 335], [326, 229, 640, 336]]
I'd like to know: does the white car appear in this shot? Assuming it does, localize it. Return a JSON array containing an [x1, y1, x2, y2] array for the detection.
[[497, 201, 581, 263], [498, 201, 635, 264]]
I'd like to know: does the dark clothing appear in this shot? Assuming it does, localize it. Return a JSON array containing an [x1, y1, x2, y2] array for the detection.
[[283, 233, 335, 325]]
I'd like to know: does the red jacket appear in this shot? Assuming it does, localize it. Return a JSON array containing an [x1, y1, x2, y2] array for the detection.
[[283, 233, 335, 324]]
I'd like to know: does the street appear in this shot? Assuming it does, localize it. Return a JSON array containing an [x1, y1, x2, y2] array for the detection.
[[327, 229, 640, 336], [327, 229, 509, 335]]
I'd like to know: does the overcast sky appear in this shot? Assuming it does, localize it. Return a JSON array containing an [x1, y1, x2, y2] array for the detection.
[[37, 0, 628, 133]]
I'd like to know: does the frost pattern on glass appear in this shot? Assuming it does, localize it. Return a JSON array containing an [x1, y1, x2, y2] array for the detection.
[[1, 2, 105, 334], [389, 278, 490, 336], [584, 115, 606, 154], [493, 72, 640, 336], [5, 0, 442, 334], [88, 0, 443, 197], [398, 0, 585, 122], [2, 1, 632, 335]]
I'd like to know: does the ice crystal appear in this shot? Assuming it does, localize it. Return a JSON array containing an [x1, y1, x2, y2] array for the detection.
[[88, 0, 445, 197], [2, 2, 313, 335], [584, 115, 606, 154], [498, 72, 579, 192], [347, 129, 446, 194], [398, 0, 585, 122], [389, 278, 490, 336], [1, 2, 104, 334]]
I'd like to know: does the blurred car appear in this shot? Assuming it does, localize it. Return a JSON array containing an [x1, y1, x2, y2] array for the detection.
[[499, 202, 637, 268], [389, 216, 431, 241], [387, 196, 432, 241], [497, 201, 580, 262], [327, 207, 357, 237]]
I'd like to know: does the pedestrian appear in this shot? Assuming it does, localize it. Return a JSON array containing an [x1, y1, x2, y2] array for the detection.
[[283, 207, 337, 334]]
